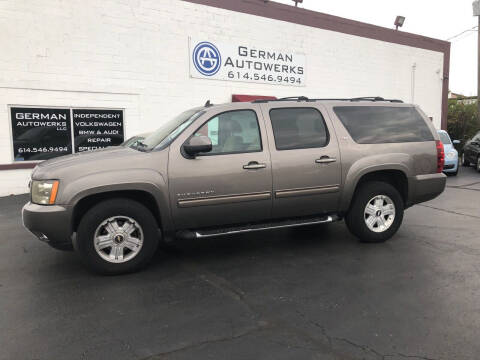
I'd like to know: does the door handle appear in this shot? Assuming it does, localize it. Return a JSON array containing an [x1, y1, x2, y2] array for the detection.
[[315, 156, 337, 164], [243, 161, 266, 170]]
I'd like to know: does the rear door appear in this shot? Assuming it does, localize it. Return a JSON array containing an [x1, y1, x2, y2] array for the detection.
[[168, 105, 273, 229], [260, 103, 342, 219]]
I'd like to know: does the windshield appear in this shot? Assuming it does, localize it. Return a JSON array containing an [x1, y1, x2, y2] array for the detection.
[[438, 132, 451, 145], [123, 136, 144, 147], [136, 108, 204, 151]]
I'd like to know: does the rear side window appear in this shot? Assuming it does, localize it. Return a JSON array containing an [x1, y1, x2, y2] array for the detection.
[[438, 132, 451, 145], [333, 106, 434, 144], [269, 108, 329, 150]]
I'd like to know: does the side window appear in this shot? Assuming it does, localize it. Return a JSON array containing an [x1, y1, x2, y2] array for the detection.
[[269, 108, 329, 150], [193, 110, 262, 155], [333, 106, 434, 144]]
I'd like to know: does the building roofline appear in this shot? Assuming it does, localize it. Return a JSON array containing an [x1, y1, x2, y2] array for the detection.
[[182, 0, 450, 131], [182, 0, 450, 54]]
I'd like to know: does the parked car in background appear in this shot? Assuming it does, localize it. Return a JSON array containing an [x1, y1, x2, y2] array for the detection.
[[121, 132, 151, 148], [22, 97, 447, 274], [461, 130, 480, 172], [437, 130, 459, 176]]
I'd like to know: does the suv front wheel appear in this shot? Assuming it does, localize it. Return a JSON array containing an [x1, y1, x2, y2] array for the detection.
[[345, 181, 404, 243], [75, 198, 159, 275]]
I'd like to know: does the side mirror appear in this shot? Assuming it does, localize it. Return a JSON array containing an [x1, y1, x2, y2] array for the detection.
[[453, 140, 460, 145], [183, 135, 212, 157]]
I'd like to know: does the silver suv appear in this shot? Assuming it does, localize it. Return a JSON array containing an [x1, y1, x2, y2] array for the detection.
[[22, 97, 447, 274]]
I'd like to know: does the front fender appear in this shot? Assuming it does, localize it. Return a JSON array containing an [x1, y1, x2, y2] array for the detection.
[[59, 169, 173, 234], [339, 153, 411, 212]]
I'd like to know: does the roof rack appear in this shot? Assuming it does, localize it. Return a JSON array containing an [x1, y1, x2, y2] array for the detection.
[[253, 96, 309, 103], [252, 96, 403, 104]]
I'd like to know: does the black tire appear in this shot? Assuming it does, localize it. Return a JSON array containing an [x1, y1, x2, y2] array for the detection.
[[75, 198, 159, 275], [345, 181, 404, 243], [461, 153, 470, 167], [476, 157, 480, 173]]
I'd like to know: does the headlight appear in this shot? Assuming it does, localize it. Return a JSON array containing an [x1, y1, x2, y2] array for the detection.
[[446, 151, 456, 159], [31, 180, 59, 205]]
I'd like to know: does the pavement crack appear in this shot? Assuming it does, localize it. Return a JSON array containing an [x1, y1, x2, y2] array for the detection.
[[447, 181, 480, 188], [417, 204, 480, 219], [386, 353, 438, 360], [295, 310, 438, 360], [141, 327, 262, 359], [179, 259, 260, 320]]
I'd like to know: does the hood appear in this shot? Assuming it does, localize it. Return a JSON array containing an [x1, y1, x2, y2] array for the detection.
[[32, 146, 153, 180]]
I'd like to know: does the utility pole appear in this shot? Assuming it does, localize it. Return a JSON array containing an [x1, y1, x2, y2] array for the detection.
[[474, 1, 480, 121], [478, 15, 480, 121]]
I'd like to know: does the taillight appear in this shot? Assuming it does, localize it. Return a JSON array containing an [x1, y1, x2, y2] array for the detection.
[[436, 140, 444, 173]]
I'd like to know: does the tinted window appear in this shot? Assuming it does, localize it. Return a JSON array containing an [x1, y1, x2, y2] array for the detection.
[[438, 132, 451, 145], [333, 106, 434, 144], [270, 108, 328, 150], [194, 110, 261, 155]]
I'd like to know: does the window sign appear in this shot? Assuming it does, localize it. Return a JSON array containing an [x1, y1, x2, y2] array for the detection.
[[72, 109, 124, 152], [10, 106, 124, 161], [10, 107, 72, 161]]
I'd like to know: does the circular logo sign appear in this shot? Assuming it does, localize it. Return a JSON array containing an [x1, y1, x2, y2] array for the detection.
[[193, 42, 222, 76]]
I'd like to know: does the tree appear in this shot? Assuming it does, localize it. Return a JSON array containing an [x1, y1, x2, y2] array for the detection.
[[447, 99, 480, 146]]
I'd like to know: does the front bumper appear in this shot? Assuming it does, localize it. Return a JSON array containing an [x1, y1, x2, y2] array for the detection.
[[443, 157, 459, 173], [22, 202, 73, 250], [407, 173, 447, 206]]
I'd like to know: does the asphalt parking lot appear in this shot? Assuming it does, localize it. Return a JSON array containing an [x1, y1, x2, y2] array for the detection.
[[1, 167, 480, 360]]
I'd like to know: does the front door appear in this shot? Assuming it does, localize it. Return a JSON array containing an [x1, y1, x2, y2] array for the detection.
[[168, 107, 273, 229], [261, 103, 342, 219]]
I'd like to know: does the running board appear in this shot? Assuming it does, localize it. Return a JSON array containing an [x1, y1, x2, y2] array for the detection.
[[178, 215, 339, 240]]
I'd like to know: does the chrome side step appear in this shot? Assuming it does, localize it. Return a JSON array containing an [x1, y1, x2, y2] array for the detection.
[[188, 215, 339, 239]]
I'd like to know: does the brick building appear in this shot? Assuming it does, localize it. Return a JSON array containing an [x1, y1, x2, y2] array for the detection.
[[0, 0, 450, 195]]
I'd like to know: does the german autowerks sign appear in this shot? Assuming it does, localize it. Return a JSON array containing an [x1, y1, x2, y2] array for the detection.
[[189, 38, 306, 87], [10, 107, 72, 161]]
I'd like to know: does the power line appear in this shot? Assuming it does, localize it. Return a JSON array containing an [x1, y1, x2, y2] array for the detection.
[[446, 26, 478, 41]]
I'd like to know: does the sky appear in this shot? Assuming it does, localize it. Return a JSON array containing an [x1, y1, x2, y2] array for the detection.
[[272, 0, 478, 96]]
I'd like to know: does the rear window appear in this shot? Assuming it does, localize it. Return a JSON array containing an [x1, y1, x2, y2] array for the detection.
[[438, 132, 451, 145], [333, 106, 434, 144]]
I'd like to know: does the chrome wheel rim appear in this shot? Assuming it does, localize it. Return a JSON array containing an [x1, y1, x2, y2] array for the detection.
[[94, 216, 144, 263], [364, 195, 395, 233]]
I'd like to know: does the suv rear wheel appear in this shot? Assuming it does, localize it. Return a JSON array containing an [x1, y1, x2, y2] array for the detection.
[[345, 181, 404, 243], [75, 198, 159, 275]]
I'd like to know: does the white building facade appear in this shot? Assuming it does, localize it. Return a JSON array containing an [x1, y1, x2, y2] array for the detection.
[[0, 0, 450, 196]]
